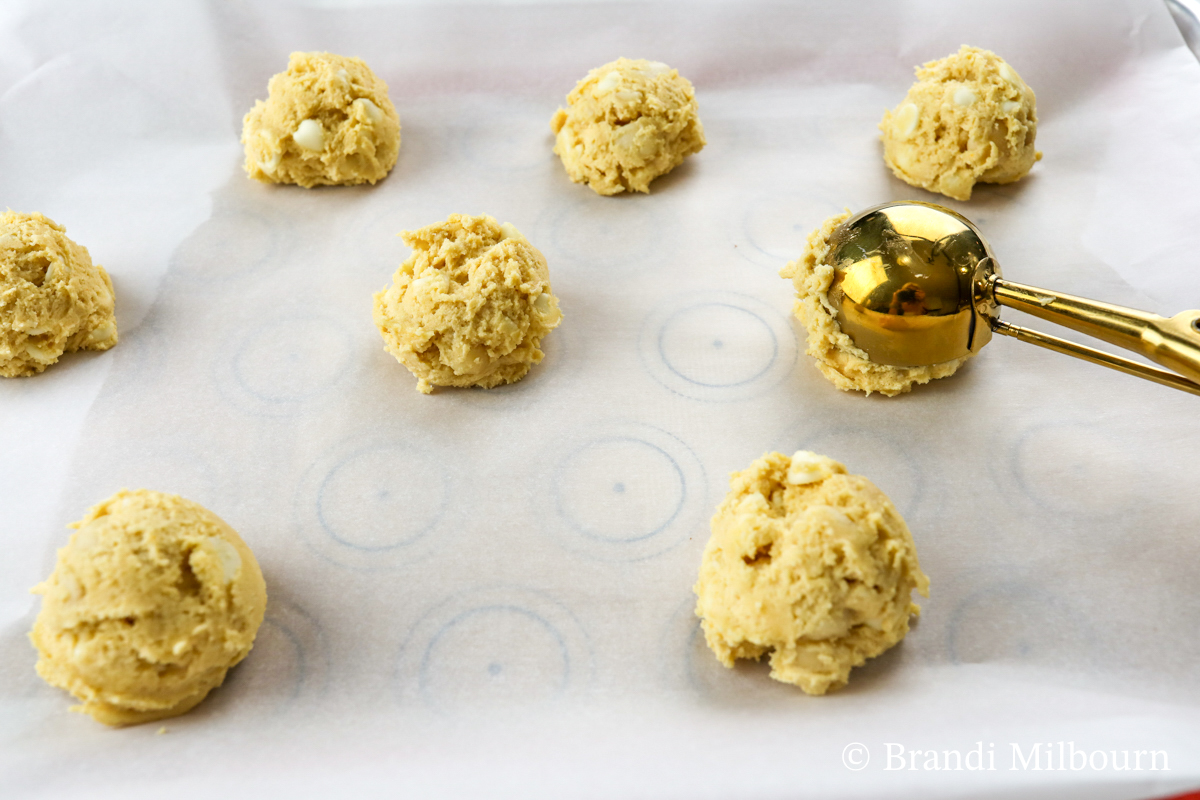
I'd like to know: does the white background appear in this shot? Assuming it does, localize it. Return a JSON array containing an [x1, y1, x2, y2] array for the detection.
[[2, 1, 1200, 798]]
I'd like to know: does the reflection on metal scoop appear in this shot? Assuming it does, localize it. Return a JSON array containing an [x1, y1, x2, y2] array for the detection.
[[825, 201, 1200, 396]]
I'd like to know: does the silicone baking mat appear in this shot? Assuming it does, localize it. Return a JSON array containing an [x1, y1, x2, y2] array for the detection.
[[2, 1, 1199, 797]]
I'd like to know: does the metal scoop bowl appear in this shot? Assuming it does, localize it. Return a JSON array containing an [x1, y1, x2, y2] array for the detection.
[[824, 201, 1200, 396]]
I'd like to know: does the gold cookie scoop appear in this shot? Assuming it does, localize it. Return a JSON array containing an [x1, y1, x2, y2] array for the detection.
[[825, 201, 1200, 395]]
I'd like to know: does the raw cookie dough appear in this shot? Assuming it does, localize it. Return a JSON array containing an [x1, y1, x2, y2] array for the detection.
[[242, 51, 401, 187], [30, 490, 267, 726], [694, 451, 929, 695], [880, 46, 1040, 201], [550, 58, 705, 195], [0, 211, 117, 377], [780, 212, 970, 396], [373, 214, 563, 393]]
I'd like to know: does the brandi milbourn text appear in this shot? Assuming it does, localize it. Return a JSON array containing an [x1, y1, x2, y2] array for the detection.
[[880, 742, 1170, 772]]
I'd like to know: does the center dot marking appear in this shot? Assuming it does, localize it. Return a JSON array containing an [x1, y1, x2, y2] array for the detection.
[[488, 662, 502, 677], [712, 339, 723, 349], [613, 482, 625, 494]]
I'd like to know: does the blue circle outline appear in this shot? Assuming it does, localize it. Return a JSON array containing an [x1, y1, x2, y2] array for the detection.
[[638, 292, 798, 404], [231, 316, 354, 405], [656, 301, 779, 388], [258, 617, 307, 703], [945, 581, 1098, 668], [553, 436, 686, 545], [418, 604, 570, 709], [316, 444, 449, 552], [1007, 421, 1126, 519]]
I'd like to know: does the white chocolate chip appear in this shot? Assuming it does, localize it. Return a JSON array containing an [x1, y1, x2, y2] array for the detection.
[[206, 537, 242, 584], [1001, 100, 1021, 115], [786, 451, 836, 485], [614, 90, 642, 104], [256, 129, 280, 153], [642, 61, 671, 75], [895, 102, 919, 137], [614, 119, 657, 157], [24, 340, 58, 363], [59, 572, 82, 602], [172, 640, 188, 656], [85, 320, 117, 346], [998, 63, 1016, 84], [894, 147, 919, 172], [497, 316, 519, 338], [293, 119, 326, 151], [954, 87, 977, 106], [73, 522, 102, 552], [257, 151, 282, 176], [614, 123, 639, 154], [336, 68, 350, 86], [409, 273, 452, 297], [354, 97, 383, 123], [594, 71, 621, 94], [499, 222, 522, 240], [533, 292, 561, 324]]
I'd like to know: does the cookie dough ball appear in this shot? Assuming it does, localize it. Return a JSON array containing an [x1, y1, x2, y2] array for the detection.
[[694, 451, 928, 695], [30, 490, 267, 726], [780, 212, 969, 396], [880, 46, 1040, 201], [550, 58, 706, 195], [373, 214, 563, 393], [242, 51, 401, 187], [0, 211, 117, 377]]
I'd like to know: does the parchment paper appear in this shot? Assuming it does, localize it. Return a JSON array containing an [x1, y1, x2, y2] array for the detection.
[[3, 1, 1200, 798]]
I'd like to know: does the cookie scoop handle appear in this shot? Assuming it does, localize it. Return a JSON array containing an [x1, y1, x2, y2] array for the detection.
[[984, 276, 1200, 395]]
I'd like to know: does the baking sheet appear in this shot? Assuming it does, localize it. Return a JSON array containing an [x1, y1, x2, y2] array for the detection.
[[3, 1, 1200, 798]]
